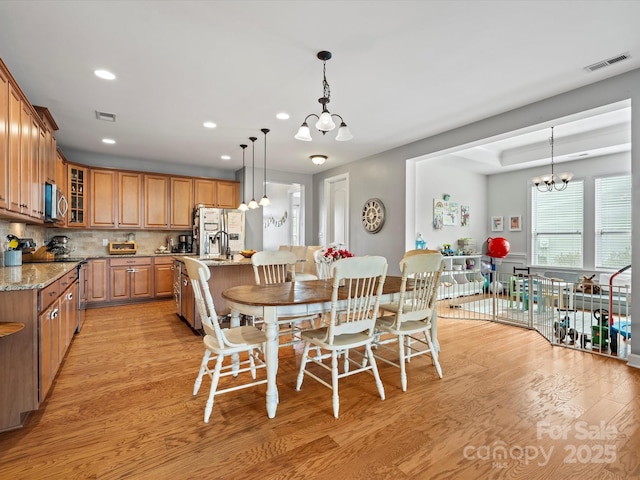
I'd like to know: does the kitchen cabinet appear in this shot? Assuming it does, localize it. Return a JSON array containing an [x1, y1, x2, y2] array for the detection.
[[154, 256, 174, 298], [34, 105, 59, 187], [170, 176, 193, 229], [193, 178, 216, 207], [215, 180, 239, 208], [194, 178, 240, 208], [87, 258, 109, 303], [37, 268, 78, 403], [19, 100, 33, 217], [54, 150, 67, 227], [67, 164, 87, 226], [180, 268, 198, 329], [119, 171, 143, 228], [109, 257, 153, 301], [0, 65, 9, 210], [30, 113, 41, 218], [144, 174, 169, 228], [89, 168, 116, 227], [8, 84, 21, 213]]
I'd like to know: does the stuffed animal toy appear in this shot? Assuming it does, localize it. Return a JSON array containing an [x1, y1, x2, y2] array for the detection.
[[575, 274, 600, 294]]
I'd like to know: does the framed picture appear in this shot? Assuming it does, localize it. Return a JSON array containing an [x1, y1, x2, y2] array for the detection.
[[509, 215, 522, 232], [491, 216, 503, 232]]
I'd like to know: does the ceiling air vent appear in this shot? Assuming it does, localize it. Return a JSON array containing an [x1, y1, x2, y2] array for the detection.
[[584, 52, 631, 72], [95, 110, 116, 122]]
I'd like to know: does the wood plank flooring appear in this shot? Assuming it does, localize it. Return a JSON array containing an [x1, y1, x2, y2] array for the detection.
[[1, 300, 639, 479]]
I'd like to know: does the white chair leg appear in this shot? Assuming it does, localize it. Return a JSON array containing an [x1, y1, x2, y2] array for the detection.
[[296, 342, 311, 391], [193, 350, 211, 396], [249, 348, 257, 379], [332, 350, 340, 418], [204, 355, 224, 423], [398, 334, 408, 392], [425, 331, 443, 378], [366, 344, 385, 401]]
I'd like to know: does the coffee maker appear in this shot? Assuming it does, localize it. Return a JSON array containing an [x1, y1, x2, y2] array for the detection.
[[176, 234, 192, 253]]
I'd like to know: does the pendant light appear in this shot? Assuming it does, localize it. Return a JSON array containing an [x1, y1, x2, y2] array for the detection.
[[259, 128, 271, 206], [237, 144, 249, 211], [295, 51, 353, 142], [248, 137, 259, 209], [531, 126, 574, 192]]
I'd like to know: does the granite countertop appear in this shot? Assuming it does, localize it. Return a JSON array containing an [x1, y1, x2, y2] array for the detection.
[[174, 255, 252, 267], [0, 262, 80, 292]]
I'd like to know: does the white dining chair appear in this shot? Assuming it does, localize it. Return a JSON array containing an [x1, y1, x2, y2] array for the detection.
[[373, 252, 444, 391], [183, 257, 267, 423], [296, 256, 388, 418], [252, 250, 319, 347]]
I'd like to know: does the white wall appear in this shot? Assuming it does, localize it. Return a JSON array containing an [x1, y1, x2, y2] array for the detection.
[[262, 183, 292, 251], [413, 161, 487, 252]]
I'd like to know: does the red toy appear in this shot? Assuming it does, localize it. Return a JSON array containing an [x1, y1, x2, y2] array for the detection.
[[486, 237, 510, 258]]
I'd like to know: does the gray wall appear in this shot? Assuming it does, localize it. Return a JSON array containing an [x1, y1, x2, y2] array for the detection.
[[312, 67, 639, 366]]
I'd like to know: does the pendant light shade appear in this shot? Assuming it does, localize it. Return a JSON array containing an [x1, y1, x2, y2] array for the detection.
[[237, 144, 249, 211], [248, 137, 259, 209], [259, 128, 271, 207]]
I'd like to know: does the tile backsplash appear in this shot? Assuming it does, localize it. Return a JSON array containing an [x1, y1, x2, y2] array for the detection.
[[0, 219, 191, 256]]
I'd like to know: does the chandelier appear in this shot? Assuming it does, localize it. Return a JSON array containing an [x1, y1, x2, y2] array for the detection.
[[531, 126, 573, 192], [295, 51, 353, 142]]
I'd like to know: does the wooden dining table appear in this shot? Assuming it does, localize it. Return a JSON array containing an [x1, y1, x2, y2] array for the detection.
[[221, 276, 439, 418]]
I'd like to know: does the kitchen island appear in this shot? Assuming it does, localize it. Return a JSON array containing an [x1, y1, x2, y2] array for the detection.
[[174, 255, 255, 330]]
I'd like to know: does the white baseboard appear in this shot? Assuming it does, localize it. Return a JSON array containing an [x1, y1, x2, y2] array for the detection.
[[625, 353, 640, 369]]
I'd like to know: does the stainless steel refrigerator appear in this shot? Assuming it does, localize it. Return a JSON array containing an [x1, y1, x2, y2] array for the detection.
[[193, 206, 245, 257]]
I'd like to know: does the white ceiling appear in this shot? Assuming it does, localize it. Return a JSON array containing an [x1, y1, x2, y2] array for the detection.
[[0, 1, 638, 176]]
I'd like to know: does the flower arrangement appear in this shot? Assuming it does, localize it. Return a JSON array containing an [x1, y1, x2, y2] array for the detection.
[[320, 244, 354, 262]]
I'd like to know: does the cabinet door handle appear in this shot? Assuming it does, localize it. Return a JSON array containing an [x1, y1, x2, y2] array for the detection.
[[67, 292, 73, 300], [183, 279, 189, 286], [51, 308, 59, 319]]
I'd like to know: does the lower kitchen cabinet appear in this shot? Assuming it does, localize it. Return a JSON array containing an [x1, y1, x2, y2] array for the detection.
[[154, 256, 174, 298], [87, 258, 109, 303], [109, 257, 152, 301]]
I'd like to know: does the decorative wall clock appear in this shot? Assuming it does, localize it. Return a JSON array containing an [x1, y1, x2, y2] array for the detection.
[[361, 198, 385, 233]]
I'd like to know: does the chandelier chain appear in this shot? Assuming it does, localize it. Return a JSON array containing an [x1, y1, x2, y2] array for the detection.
[[322, 60, 331, 106]]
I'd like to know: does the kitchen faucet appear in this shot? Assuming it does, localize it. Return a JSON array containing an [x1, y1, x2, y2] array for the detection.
[[212, 231, 230, 258]]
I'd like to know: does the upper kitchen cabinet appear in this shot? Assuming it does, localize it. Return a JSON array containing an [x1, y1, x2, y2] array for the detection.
[[215, 180, 239, 208], [33, 106, 59, 187], [193, 178, 216, 207], [170, 176, 192, 229], [18, 99, 33, 217], [194, 178, 239, 209], [144, 174, 169, 229], [89, 168, 116, 228], [0, 65, 8, 210], [67, 164, 87, 227], [118, 171, 143, 228]]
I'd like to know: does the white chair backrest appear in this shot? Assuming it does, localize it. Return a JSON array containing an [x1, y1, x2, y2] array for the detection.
[[182, 257, 225, 345], [395, 252, 444, 324], [252, 250, 297, 285], [314, 248, 332, 280], [326, 256, 388, 344]]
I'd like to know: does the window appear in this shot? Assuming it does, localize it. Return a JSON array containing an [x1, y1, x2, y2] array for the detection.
[[595, 175, 631, 269], [531, 180, 584, 267]]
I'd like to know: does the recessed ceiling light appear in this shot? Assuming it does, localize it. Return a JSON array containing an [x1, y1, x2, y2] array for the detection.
[[221, 155, 231, 160], [102, 138, 116, 144], [94, 69, 116, 80], [203, 121, 217, 129], [276, 112, 290, 120]]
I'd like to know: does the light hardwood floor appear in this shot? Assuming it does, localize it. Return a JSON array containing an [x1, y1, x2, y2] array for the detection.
[[1, 300, 639, 479]]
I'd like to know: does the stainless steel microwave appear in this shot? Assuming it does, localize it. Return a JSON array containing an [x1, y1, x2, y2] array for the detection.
[[44, 182, 68, 223]]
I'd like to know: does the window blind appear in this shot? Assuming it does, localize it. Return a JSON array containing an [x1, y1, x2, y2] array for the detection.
[[531, 180, 583, 267], [595, 175, 631, 269]]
